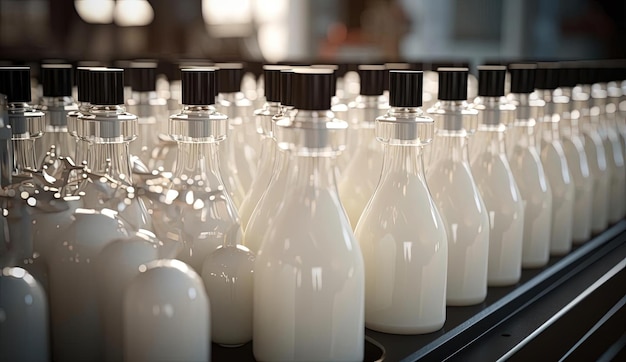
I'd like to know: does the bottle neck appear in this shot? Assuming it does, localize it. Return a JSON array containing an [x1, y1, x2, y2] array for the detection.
[[431, 129, 469, 164], [380, 143, 425, 179], [474, 124, 507, 155], [174, 141, 222, 183], [539, 119, 561, 143], [13, 138, 37, 175], [286, 153, 338, 191], [87, 141, 133, 184]]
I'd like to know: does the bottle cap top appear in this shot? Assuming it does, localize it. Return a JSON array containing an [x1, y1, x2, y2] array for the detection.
[[0, 66, 31, 103], [263, 65, 289, 102], [292, 68, 334, 110], [216, 63, 244, 93], [181, 68, 217, 106], [508, 63, 537, 94], [388, 70, 423, 107], [89, 68, 125, 105], [477, 65, 506, 97], [437, 67, 468, 100], [41, 64, 73, 97], [129, 61, 157, 92], [280, 69, 294, 107], [535, 62, 560, 90], [358, 65, 386, 96]]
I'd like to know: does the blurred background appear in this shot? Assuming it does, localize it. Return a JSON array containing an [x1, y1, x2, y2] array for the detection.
[[0, 0, 624, 66]]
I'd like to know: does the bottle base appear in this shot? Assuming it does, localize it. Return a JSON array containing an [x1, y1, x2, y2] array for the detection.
[[217, 343, 246, 348], [446, 295, 486, 307], [365, 320, 444, 335], [487, 276, 520, 287]]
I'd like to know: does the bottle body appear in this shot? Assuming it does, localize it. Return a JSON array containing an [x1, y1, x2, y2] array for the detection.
[[471, 124, 525, 286], [507, 122, 553, 267], [427, 129, 489, 305], [338, 95, 388, 229], [537, 91, 575, 254], [559, 92, 593, 243], [358, 144, 448, 331]]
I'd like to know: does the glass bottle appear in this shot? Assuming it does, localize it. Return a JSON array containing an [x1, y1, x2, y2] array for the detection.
[[124, 259, 210, 362], [0, 266, 49, 362], [594, 66, 626, 223], [126, 61, 170, 172], [243, 68, 295, 250], [578, 65, 610, 232], [535, 63, 576, 255], [339, 65, 389, 229], [77, 69, 151, 232], [215, 62, 258, 202], [427, 67, 489, 306], [253, 69, 364, 361], [607, 72, 626, 217], [470, 65, 525, 286], [37, 64, 79, 178], [238, 65, 285, 230], [356, 70, 447, 333], [556, 63, 594, 243], [154, 68, 241, 274], [48, 68, 140, 362], [506, 64, 553, 267]]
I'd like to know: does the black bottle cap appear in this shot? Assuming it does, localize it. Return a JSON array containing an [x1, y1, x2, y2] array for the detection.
[[216, 63, 244, 93], [0, 66, 31, 103], [311, 64, 338, 97], [508, 63, 537, 94], [358, 65, 386, 96], [76, 67, 93, 103], [437, 67, 468, 101], [41, 64, 73, 97], [383, 63, 412, 91], [292, 68, 334, 110], [535, 62, 560, 90], [263, 65, 289, 102], [89, 68, 125, 105], [129, 61, 157, 92], [280, 69, 294, 107], [181, 68, 217, 105], [388, 70, 423, 107], [558, 62, 579, 88], [477, 65, 506, 97]]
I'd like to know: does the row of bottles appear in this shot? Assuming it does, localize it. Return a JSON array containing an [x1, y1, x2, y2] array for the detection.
[[0, 58, 625, 361]]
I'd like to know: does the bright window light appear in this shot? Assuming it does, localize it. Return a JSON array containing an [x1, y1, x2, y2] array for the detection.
[[114, 0, 154, 27], [74, 0, 115, 24]]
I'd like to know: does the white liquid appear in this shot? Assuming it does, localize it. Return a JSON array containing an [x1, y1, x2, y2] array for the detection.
[[357, 145, 448, 332], [427, 134, 489, 306], [0, 267, 49, 362], [338, 128, 384, 229], [48, 209, 130, 361], [507, 128, 553, 267], [201, 243, 255, 346], [124, 259, 210, 362], [539, 137, 575, 255], [603, 126, 626, 222], [471, 127, 525, 286], [582, 127, 610, 232], [253, 157, 364, 361], [561, 135, 593, 243], [95, 234, 162, 362]]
